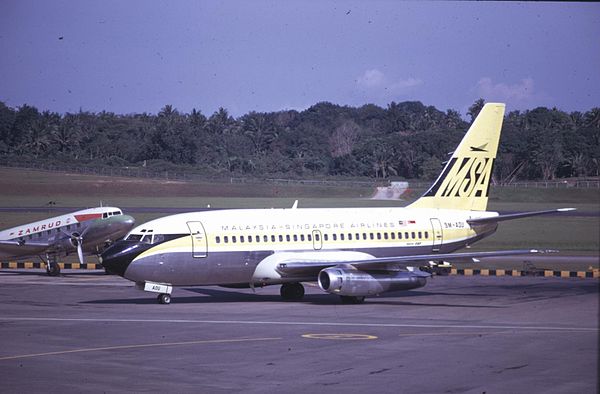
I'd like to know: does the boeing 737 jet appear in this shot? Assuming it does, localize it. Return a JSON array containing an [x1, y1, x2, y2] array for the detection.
[[0, 207, 135, 275], [101, 103, 573, 304]]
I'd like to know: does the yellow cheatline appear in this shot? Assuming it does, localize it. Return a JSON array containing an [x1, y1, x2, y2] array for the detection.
[[301, 333, 377, 340]]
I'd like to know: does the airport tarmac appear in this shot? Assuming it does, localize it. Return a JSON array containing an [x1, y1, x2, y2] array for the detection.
[[0, 270, 597, 393]]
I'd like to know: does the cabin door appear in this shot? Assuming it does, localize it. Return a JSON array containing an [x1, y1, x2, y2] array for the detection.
[[187, 221, 208, 258], [430, 218, 443, 252], [312, 230, 323, 250]]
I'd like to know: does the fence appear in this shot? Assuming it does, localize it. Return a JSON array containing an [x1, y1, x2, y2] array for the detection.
[[1, 162, 598, 189]]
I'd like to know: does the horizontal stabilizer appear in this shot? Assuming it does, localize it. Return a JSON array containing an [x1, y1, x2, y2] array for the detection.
[[467, 208, 576, 225]]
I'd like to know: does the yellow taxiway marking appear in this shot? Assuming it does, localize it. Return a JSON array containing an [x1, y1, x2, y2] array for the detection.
[[302, 333, 377, 340], [0, 337, 281, 361]]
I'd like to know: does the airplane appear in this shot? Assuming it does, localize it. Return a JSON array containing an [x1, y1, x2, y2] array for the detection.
[[0, 207, 135, 276], [100, 103, 574, 304]]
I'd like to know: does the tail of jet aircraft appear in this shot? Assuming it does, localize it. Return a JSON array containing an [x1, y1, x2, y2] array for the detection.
[[409, 102, 505, 211]]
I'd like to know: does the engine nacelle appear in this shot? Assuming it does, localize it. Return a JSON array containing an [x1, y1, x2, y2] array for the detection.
[[318, 267, 427, 297]]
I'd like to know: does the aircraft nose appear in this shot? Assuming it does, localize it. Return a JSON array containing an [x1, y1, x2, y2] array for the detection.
[[117, 215, 136, 234], [101, 241, 149, 277]]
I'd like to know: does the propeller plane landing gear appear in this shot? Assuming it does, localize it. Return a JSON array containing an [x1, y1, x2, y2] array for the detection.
[[43, 254, 60, 277], [280, 282, 305, 301]]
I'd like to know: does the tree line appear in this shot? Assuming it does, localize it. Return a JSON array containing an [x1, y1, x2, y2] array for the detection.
[[0, 99, 598, 181]]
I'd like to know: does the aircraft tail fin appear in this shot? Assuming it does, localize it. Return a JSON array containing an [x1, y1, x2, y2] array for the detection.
[[409, 103, 505, 211]]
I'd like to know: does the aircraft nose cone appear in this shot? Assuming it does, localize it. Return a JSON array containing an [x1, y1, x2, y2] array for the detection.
[[101, 241, 149, 277], [117, 215, 136, 234]]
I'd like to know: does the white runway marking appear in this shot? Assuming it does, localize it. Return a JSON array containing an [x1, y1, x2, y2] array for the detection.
[[0, 317, 596, 332], [0, 337, 281, 361]]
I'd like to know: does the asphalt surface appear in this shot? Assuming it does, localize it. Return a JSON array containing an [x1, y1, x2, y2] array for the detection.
[[0, 270, 597, 393]]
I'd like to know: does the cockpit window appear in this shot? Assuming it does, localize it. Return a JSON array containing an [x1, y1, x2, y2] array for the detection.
[[103, 211, 123, 219], [125, 234, 143, 242], [125, 232, 178, 244]]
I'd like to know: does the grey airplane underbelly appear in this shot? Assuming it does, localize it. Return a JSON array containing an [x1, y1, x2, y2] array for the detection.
[[122, 240, 472, 286]]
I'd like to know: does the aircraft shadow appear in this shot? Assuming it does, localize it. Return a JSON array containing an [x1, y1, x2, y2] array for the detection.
[[83, 287, 505, 308]]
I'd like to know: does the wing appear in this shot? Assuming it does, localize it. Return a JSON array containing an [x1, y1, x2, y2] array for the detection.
[[275, 249, 553, 279], [0, 239, 54, 256]]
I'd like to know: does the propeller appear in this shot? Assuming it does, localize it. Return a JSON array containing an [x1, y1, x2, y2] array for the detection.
[[64, 227, 92, 266]]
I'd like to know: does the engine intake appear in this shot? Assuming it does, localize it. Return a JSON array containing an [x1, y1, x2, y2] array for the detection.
[[318, 267, 427, 297]]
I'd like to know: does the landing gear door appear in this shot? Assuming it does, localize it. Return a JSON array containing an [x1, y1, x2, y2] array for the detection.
[[187, 221, 208, 258], [430, 218, 443, 253]]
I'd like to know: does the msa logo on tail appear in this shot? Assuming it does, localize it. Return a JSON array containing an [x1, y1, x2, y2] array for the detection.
[[410, 103, 505, 211], [426, 156, 494, 198]]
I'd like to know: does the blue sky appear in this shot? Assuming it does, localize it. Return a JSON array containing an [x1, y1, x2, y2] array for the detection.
[[1, 1, 599, 117]]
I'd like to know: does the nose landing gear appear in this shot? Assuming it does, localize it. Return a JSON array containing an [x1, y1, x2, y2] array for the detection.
[[157, 293, 171, 305]]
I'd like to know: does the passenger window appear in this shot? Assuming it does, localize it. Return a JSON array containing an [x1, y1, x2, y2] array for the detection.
[[271, 235, 276, 242], [348, 233, 352, 241], [391, 233, 395, 240], [255, 235, 260, 242], [216, 236, 221, 244], [224, 236, 229, 243], [263, 235, 268, 242], [323, 234, 328, 241], [405, 232, 409, 239], [286, 235, 290, 242], [301, 234, 305, 242], [278, 235, 283, 242], [425, 231, 429, 239], [308, 234, 313, 241], [363, 233, 367, 240], [232, 236, 237, 243], [418, 232, 422, 239], [411, 232, 416, 239], [340, 234, 345, 241], [315, 234, 320, 241], [240, 236, 245, 243], [293, 235, 298, 242]]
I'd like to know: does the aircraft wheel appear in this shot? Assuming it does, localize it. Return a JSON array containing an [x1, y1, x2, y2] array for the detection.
[[157, 293, 171, 305], [340, 296, 365, 304], [280, 283, 305, 301], [46, 264, 60, 277]]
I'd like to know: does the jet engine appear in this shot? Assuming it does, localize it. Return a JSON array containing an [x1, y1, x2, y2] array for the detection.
[[318, 267, 427, 297]]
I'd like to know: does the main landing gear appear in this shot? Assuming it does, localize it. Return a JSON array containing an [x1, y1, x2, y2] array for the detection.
[[280, 283, 305, 301], [42, 254, 60, 276], [340, 295, 365, 304]]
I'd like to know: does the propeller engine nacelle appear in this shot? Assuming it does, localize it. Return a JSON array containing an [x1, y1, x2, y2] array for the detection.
[[318, 267, 427, 297]]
